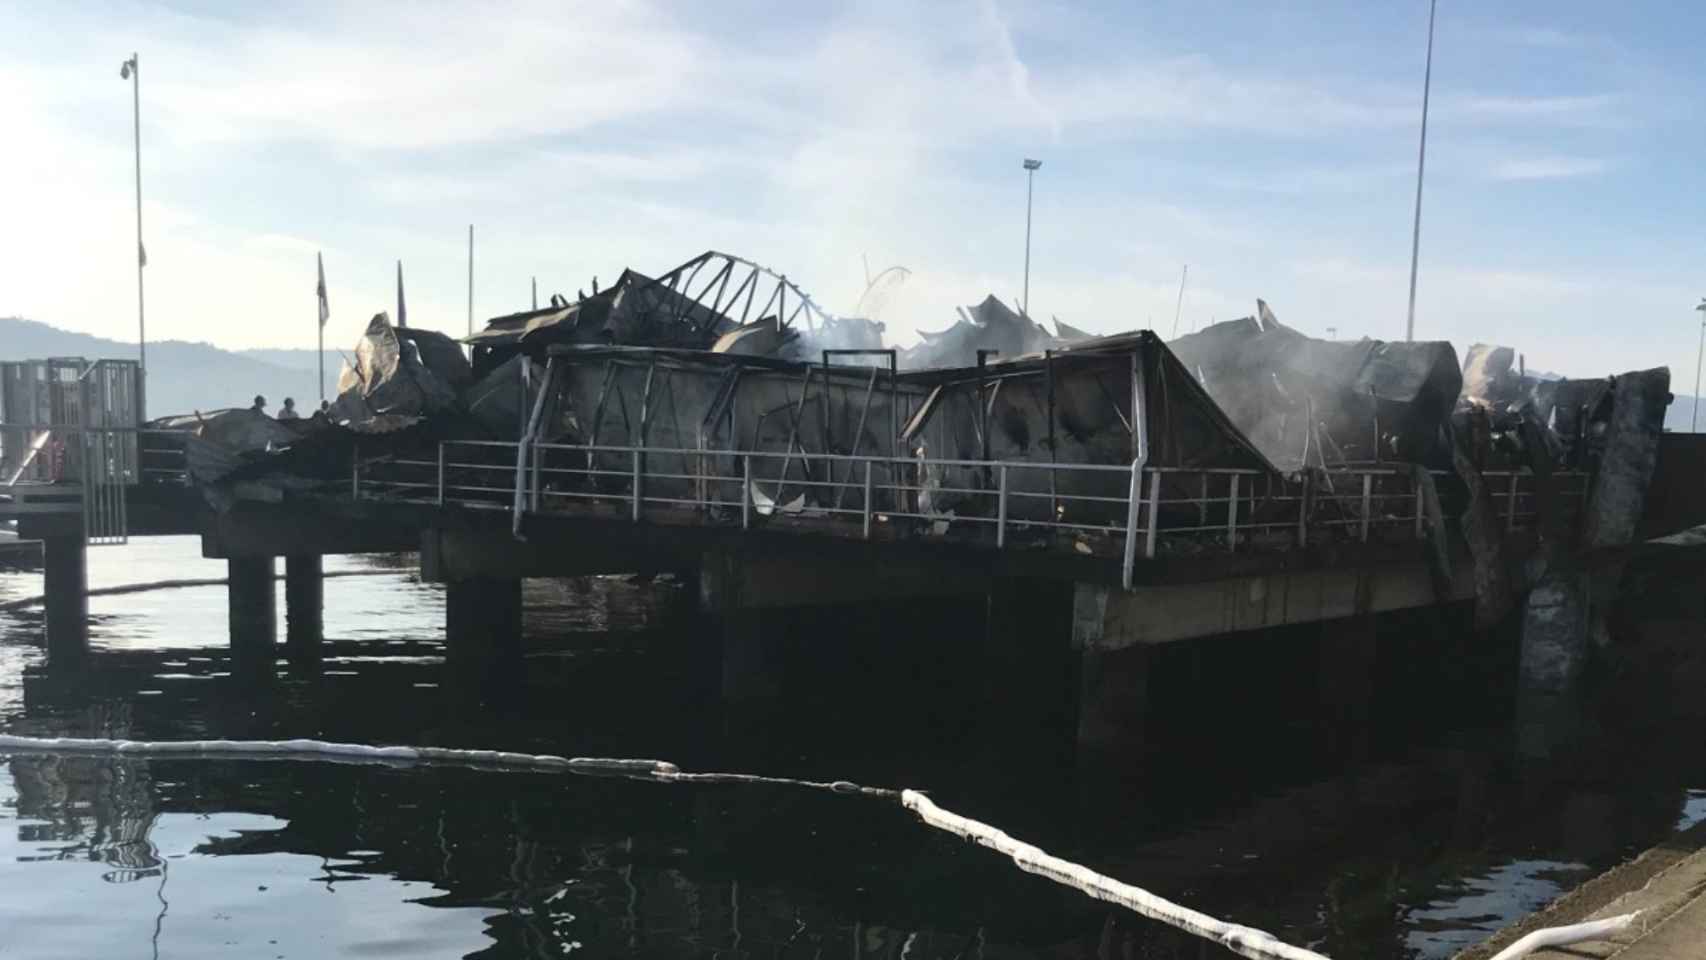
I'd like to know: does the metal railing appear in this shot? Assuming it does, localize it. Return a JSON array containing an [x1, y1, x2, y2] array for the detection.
[[353, 440, 1591, 589]]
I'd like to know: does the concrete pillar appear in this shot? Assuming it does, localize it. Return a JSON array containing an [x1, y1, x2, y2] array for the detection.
[[1076, 645, 1149, 756], [1517, 572, 1589, 758], [227, 556, 277, 667], [698, 549, 783, 702], [41, 535, 88, 665], [981, 579, 1076, 738], [444, 577, 523, 670], [720, 609, 781, 701], [1317, 614, 1377, 762], [283, 555, 324, 661]]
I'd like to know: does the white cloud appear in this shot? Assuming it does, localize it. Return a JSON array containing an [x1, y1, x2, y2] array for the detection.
[[1487, 156, 1610, 181], [1437, 93, 1621, 126], [0, 0, 1681, 388]]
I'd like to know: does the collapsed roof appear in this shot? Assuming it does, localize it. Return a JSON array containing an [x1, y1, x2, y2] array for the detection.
[[465, 251, 883, 378], [1168, 302, 1462, 470]]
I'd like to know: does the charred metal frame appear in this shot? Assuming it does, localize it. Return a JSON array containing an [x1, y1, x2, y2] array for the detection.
[[820, 349, 899, 512], [637, 251, 839, 338]]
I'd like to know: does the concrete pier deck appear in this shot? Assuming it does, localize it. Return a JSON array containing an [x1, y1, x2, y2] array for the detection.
[[1458, 819, 1706, 960]]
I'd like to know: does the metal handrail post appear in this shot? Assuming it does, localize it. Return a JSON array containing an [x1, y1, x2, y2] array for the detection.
[[1413, 482, 1425, 538], [1227, 472, 1240, 552], [862, 459, 874, 539], [436, 442, 446, 506], [351, 446, 360, 499], [1506, 472, 1519, 531], [996, 464, 1009, 548], [1144, 469, 1161, 559], [631, 448, 642, 521], [1360, 472, 1373, 541], [741, 455, 751, 529], [1120, 460, 1140, 587], [531, 444, 542, 510], [1297, 471, 1310, 548]]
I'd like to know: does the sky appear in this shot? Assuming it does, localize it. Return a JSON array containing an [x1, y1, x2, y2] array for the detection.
[[4, 0, 1706, 381]]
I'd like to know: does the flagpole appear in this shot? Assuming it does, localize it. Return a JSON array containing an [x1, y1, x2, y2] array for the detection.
[[316, 251, 328, 404], [1404, 0, 1437, 343], [120, 53, 146, 419]]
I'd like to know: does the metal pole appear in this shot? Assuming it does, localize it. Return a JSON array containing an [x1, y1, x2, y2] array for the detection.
[[1170, 265, 1188, 337], [1144, 470, 1161, 559], [1227, 473, 1240, 552], [1693, 301, 1705, 431], [1404, 0, 1437, 343], [862, 459, 873, 539], [741, 455, 751, 530], [467, 224, 474, 337], [129, 53, 147, 418], [1360, 473, 1373, 541], [1022, 164, 1035, 318]]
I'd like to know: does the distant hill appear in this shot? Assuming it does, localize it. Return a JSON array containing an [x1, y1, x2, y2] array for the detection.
[[236, 348, 345, 376], [0, 317, 335, 420]]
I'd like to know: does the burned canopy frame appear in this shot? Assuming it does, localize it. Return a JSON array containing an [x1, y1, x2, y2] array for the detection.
[[897, 332, 1278, 531], [628, 251, 839, 341], [535, 344, 930, 518], [901, 332, 1273, 470]]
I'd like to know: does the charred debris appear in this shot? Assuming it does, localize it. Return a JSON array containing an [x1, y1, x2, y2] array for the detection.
[[150, 249, 1669, 578]]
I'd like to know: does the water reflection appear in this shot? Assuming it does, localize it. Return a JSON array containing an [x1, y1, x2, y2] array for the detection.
[[0, 540, 1702, 958]]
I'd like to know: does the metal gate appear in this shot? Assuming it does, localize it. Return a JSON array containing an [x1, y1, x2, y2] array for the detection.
[[0, 357, 139, 545], [79, 361, 139, 544]]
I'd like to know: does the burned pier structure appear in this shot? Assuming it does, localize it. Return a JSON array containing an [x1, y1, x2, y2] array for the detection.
[[0, 249, 1684, 759]]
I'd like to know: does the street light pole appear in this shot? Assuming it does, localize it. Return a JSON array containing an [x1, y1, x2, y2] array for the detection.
[[120, 53, 146, 418], [1693, 299, 1705, 432], [1404, 0, 1436, 343], [1022, 158, 1041, 318]]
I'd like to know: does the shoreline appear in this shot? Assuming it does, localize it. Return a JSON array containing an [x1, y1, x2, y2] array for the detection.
[[1455, 816, 1706, 960]]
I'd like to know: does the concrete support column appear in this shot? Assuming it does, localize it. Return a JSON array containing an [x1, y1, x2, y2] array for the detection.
[[982, 579, 1076, 738], [699, 550, 783, 702], [1317, 614, 1377, 762], [42, 535, 88, 665], [227, 556, 277, 668], [284, 555, 324, 662], [1517, 572, 1590, 758], [719, 609, 781, 701], [1076, 644, 1149, 756], [444, 577, 523, 670]]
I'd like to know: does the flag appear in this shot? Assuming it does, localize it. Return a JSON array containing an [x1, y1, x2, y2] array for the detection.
[[138, 242, 147, 268], [316, 252, 330, 327], [396, 260, 407, 328]]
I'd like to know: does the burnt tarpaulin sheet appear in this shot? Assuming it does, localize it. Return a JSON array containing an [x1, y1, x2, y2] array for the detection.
[[332, 313, 459, 423], [901, 295, 1058, 370], [464, 354, 546, 440], [894, 331, 1277, 523], [1169, 312, 1461, 469]]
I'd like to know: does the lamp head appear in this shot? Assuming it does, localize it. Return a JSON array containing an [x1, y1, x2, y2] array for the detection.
[[119, 58, 134, 79], [1023, 158, 1042, 171]]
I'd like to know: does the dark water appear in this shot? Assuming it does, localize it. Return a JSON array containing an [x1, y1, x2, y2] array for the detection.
[[1, 537, 1703, 959]]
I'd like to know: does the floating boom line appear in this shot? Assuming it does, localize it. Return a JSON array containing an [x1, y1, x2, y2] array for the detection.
[[0, 732, 1323, 960], [0, 735, 1647, 960]]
